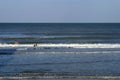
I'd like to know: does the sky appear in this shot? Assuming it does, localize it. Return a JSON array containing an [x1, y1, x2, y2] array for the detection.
[[0, 0, 120, 23]]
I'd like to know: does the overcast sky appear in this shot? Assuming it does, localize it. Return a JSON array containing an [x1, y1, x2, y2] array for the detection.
[[0, 0, 120, 23]]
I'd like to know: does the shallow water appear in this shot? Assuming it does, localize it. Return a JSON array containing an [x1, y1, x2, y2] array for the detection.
[[0, 52, 120, 76]]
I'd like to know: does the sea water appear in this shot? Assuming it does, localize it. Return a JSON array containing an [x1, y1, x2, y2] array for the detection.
[[0, 23, 120, 77]]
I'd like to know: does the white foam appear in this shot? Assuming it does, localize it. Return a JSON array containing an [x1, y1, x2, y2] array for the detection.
[[0, 43, 120, 48], [14, 51, 120, 54]]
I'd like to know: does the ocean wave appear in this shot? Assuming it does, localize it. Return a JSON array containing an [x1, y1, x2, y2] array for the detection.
[[14, 51, 120, 54], [0, 35, 119, 39], [1, 43, 120, 48]]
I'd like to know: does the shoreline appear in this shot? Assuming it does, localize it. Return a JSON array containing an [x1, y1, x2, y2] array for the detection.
[[0, 75, 120, 79]]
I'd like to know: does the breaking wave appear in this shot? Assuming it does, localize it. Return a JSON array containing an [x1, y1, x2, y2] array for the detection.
[[1, 43, 120, 48]]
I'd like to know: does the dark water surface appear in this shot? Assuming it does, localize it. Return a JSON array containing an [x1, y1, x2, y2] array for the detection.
[[0, 53, 120, 76], [0, 23, 120, 44]]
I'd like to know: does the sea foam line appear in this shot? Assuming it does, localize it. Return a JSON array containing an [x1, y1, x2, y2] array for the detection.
[[0, 43, 120, 48], [0, 75, 120, 79], [14, 51, 120, 54]]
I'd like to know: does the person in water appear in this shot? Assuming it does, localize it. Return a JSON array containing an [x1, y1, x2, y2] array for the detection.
[[34, 43, 38, 47]]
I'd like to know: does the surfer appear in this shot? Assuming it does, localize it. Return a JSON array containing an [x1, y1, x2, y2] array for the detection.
[[34, 43, 38, 47]]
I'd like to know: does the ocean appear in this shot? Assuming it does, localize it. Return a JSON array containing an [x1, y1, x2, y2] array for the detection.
[[0, 23, 120, 79], [0, 23, 120, 44]]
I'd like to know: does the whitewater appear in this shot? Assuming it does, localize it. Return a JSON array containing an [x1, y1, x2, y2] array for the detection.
[[0, 43, 120, 48]]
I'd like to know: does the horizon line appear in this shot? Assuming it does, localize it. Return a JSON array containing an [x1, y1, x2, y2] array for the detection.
[[0, 22, 120, 24]]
